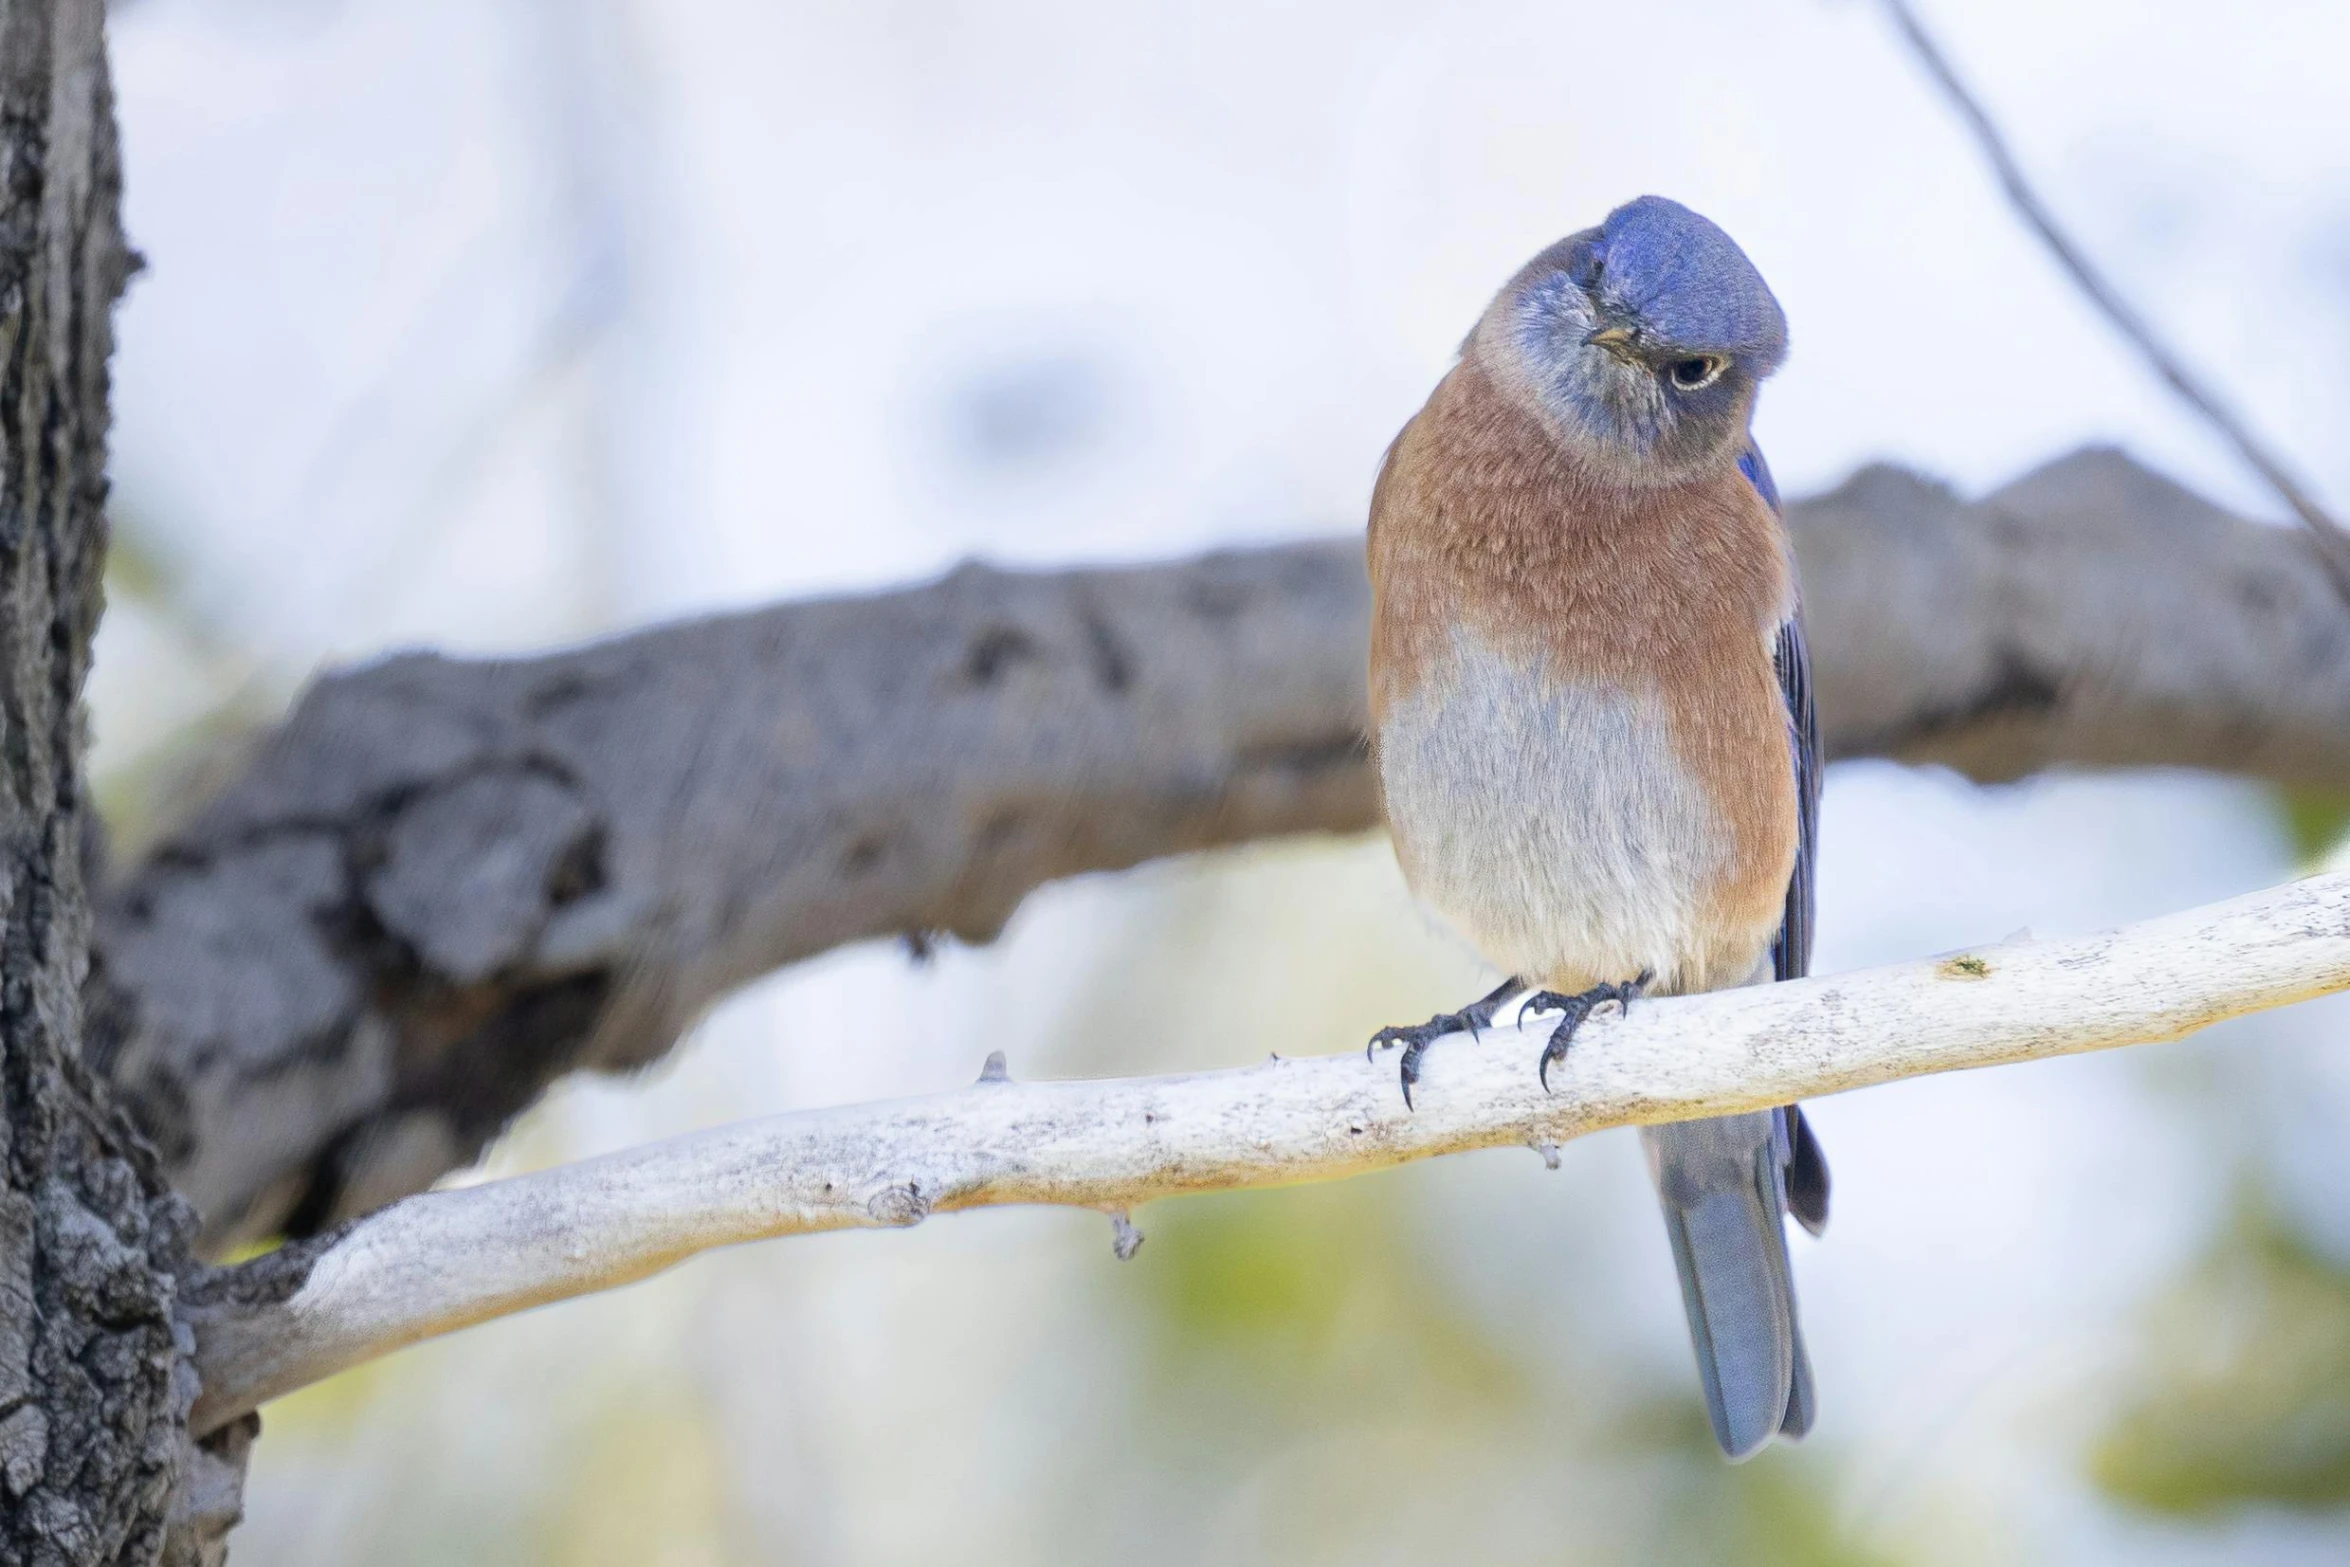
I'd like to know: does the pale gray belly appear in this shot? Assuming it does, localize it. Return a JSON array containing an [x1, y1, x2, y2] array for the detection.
[[1377, 639, 1734, 993]]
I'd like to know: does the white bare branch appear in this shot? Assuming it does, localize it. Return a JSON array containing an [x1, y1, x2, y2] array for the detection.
[[186, 870, 2350, 1439]]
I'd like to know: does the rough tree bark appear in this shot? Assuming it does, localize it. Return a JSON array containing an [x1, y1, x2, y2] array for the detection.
[[0, 2, 241, 1562], [86, 442, 2350, 1256]]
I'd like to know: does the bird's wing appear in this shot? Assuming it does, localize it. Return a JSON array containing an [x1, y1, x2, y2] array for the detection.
[[1742, 440, 1829, 1240], [1736, 440, 1782, 516], [1736, 441, 1812, 983], [1768, 612, 1818, 984]]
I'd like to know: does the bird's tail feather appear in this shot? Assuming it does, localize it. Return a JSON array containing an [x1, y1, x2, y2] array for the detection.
[[1644, 1111, 1809, 1459]]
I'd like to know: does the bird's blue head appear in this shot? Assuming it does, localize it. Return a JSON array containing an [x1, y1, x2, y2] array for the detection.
[[1483, 196, 1787, 482]]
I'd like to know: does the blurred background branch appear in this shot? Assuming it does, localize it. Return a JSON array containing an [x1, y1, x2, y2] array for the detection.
[[185, 868, 2350, 1440]]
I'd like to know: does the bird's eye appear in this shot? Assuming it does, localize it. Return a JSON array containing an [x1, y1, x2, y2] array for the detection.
[[1668, 356, 1726, 391]]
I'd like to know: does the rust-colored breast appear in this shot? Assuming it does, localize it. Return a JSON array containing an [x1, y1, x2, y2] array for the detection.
[[1367, 357, 1798, 974]]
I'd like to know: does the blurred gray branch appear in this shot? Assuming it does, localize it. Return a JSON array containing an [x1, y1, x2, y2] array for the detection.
[[91, 445, 2350, 1254]]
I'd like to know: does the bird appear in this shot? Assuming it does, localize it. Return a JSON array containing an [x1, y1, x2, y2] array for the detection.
[[1363, 194, 1829, 1460]]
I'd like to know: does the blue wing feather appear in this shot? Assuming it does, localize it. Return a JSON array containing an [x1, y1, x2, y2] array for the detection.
[[1735, 442, 1812, 982], [1742, 440, 1829, 1241], [1770, 614, 1817, 983], [1737, 444, 1781, 516]]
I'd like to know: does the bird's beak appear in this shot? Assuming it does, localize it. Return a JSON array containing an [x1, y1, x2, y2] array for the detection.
[[1582, 323, 1640, 362]]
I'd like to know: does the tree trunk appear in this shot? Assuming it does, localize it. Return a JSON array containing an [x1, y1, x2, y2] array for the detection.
[[0, 3, 230, 1562]]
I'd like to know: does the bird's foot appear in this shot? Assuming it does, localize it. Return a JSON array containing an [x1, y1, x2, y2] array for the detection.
[[1367, 976, 1524, 1109], [1525, 971, 1652, 1090]]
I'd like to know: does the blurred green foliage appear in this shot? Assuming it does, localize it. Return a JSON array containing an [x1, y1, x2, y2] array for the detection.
[[1129, 1173, 1900, 1565], [2276, 787, 2350, 866], [103, 515, 180, 607], [1644, 1401, 1903, 1567], [90, 508, 276, 856], [1720, 1453, 1903, 1567], [2094, 1215, 2350, 1514], [535, 1387, 734, 1567], [1139, 1178, 1521, 1419]]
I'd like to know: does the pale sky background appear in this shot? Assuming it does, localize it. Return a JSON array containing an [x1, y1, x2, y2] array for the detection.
[[90, 2, 2350, 1563]]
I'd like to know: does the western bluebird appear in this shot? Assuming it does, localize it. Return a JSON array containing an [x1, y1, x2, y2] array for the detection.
[[1364, 195, 1829, 1459]]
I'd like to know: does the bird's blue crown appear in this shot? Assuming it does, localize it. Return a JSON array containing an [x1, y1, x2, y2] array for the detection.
[[1486, 196, 1786, 482], [1587, 196, 1786, 372]]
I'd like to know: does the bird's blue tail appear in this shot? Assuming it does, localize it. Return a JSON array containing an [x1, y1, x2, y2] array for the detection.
[[1643, 1109, 1819, 1459]]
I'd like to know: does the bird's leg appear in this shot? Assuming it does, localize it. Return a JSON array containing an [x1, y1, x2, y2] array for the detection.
[[1367, 976, 1524, 1109], [1523, 970, 1652, 1090]]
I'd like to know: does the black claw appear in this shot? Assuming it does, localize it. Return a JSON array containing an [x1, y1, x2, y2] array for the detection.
[[1364, 977, 1523, 1108], [1534, 998, 1590, 1092], [1524, 975, 1649, 1091], [1622, 970, 1653, 1015]]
